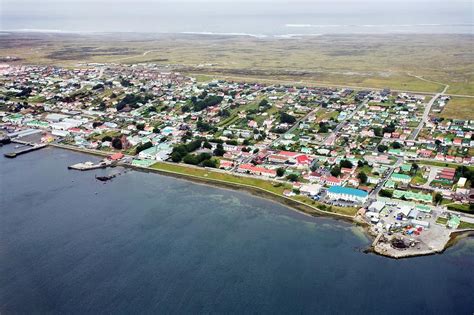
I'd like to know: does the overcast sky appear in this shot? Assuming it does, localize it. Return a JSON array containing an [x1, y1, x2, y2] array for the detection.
[[1, 0, 472, 34]]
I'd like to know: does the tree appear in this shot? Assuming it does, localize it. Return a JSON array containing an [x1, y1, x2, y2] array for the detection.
[[111, 137, 122, 150], [181, 104, 190, 113], [136, 123, 145, 131], [171, 151, 183, 162], [259, 99, 269, 107], [379, 189, 393, 198], [102, 135, 112, 142], [330, 166, 341, 177], [373, 127, 383, 137], [213, 143, 226, 157], [279, 112, 296, 124], [286, 173, 299, 182], [203, 141, 212, 149], [202, 159, 218, 168], [183, 154, 200, 165], [339, 159, 353, 169], [318, 122, 329, 133], [434, 193, 443, 205], [391, 141, 402, 149], [357, 172, 368, 184], [276, 168, 285, 177], [377, 144, 388, 153], [383, 122, 396, 134]]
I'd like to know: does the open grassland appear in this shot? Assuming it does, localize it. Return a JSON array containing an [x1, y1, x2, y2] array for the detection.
[[0, 32, 472, 95], [437, 97, 474, 120]]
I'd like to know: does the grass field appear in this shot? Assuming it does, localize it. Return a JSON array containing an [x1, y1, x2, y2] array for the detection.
[[151, 162, 289, 195], [437, 97, 474, 120], [149, 162, 357, 216], [1, 32, 472, 95]]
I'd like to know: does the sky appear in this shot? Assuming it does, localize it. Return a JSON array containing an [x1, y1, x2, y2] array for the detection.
[[1, 0, 473, 35]]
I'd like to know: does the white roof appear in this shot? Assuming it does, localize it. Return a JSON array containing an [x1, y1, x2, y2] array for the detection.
[[369, 201, 385, 212], [399, 205, 412, 216]]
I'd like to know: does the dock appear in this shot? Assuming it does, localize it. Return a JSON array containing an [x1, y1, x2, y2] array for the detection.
[[4, 144, 48, 158], [68, 160, 114, 171]]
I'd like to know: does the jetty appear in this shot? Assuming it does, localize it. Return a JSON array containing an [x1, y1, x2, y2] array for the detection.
[[4, 143, 48, 158], [68, 160, 114, 171]]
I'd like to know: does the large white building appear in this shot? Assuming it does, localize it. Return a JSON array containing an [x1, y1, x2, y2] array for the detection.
[[327, 186, 368, 203]]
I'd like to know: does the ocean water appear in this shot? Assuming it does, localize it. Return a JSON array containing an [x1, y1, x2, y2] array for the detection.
[[1, 0, 473, 35], [1, 145, 474, 314]]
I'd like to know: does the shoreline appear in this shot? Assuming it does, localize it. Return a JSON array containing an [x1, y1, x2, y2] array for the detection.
[[49, 143, 474, 258]]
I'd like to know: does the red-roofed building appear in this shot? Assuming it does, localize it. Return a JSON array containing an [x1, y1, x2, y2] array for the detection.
[[295, 154, 311, 165], [108, 152, 124, 161], [323, 176, 343, 186], [237, 164, 276, 178]]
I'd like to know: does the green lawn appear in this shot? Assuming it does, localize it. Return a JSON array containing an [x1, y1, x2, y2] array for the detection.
[[436, 217, 448, 225], [150, 162, 357, 216], [458, 221, 474, 229], [151, 162, 289, 195]]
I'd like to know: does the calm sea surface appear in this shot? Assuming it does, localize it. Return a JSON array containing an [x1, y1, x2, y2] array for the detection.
[[1, 1, 472, 35], [1, 146, 473, 314]]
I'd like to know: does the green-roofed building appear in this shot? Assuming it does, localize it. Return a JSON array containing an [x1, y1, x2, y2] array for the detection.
[[388, 149, 402, 156], [384, 180, 396, 189], [400, 164, 412, 173], [416, 204, 432, 213], [447, 216, 460, 229], [391, 173, 412, 184], [393, 190, 433, 203]]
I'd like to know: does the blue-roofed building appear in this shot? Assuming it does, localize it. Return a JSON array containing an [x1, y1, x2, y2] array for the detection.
[[327, 186, 368, 203]]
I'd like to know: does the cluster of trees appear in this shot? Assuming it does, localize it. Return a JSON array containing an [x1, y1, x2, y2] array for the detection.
[[377, 144, 388, 153], [357, 171, 368, 184], [170, 139, 203, 162], [196, 119, 215, 132], [286, 173, 299, 182], [112, 137, 123, 150], [116, 94, 153, 111], [213, 143, 226, 156], [120, 78, 132, 87], [279, 111, 296, 124], [182, 152, 218, 168], [191, 95, 223, 111], [258, 99, 271, 111], [318, 122, 329, 133], [372, 122, 397, 137]]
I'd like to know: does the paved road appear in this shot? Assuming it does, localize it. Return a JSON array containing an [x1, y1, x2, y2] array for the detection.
[[410, 84, 449, 140], [369, 157, 403, 200], [321, 100, 367, 144], [271, 106, 320, 147]]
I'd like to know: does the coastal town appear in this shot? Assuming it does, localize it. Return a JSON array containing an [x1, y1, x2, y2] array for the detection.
[[1, 63, 473, 258]]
